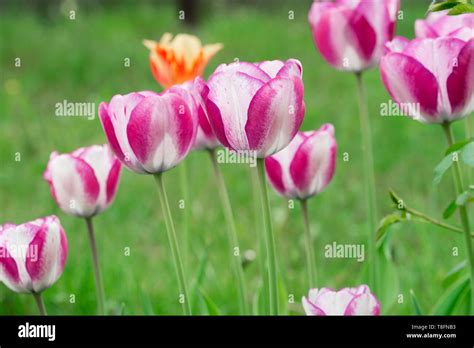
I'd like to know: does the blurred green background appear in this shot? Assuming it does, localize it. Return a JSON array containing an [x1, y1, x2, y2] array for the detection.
[[1, 0, 472, 315]]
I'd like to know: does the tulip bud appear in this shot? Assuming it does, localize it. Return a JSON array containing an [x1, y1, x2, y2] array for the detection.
[[0, 216, 68, 294], [143, 33, 223, 89], [201, 59, 305, 158], [44, 144, 122, 218], [308, 0, 399, 72], [265, 124, 337, 200], [302, 285, 380, 315], [99, 89, 198, 174]]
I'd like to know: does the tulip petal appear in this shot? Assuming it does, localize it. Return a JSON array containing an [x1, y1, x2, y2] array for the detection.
[[349, 8, 376, 62], [207, 71, 265, 151], [302, 296, 326, 316], [380, 53, 439, 121], [344, 293, 381, 315], [106, 158, 121, 204], [245, 77, 304, 157], [127, 94, 194, 173], [0, 245, 20, 289], [447, 39, 474, 115], [264, 157, 285, 195], [101, 93, 150, 173], [46, 153, 100, 216], [290, 125, 336, 198], [257, 60, 285, 78]]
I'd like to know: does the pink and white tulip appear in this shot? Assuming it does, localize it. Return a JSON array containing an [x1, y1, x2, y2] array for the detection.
[[265, 124, 337, 200], [380, 37, 474, 124], [169, 80, 220, 150], [99, 89, 198, 173], [44, 144, 122, 218], [0, 216, 68, 294], [308, 0, 399, 72], [302, 285, 380, 315], [416, 10, 474, 41], [199, 59, 305, 158]]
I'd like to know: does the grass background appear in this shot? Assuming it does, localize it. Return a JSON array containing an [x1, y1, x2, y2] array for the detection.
[[0, 0, 472, 315]]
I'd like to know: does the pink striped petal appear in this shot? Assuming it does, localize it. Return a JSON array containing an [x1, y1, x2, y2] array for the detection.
[[257, 60, 285, 78], [215, 61, 271, 82], [302, 296, 326, 316], [0, 245, 20, 290], [264, 157, 285, 196], [127, 94, 195, 173], [290, 125, 336, 198], [265, 133, 307, 198], [245, 77, 304, 157], [344, 293, 381, 315], [207, 71, 265, 151], [44, 153, 100, 217], [447, 39, 474, 117], [380, 52, 439, 122], [99, 93, 149, 173]]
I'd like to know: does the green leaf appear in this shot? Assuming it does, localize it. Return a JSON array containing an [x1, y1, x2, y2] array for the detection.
[[191, 252, 208, 313], [199, 288, 221, 315], [444, 138, 472, 155], [376, 213, 404, 243], [119, 302, 126, 316], [389, 189, 403, 207], [410, 290, 424, 315], [377, 246, 400, 313], [428, 1, 460, 13], [432, 275, 469, 315], [442, 261, 466, 288], [278, 276, 289, 315], [448, 3, 474, 14], [461, 142, 474, 167], [252, 281, 264, 315], [456, 190, 472, 206], [433, 153, 454, 185], [140, 293, 155, 315], [443, 200, 457, 219]]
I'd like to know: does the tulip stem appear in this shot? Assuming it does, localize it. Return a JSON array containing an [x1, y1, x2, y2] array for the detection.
[[32, 292, 47, 316], [256, 158, 279, 315], [180, 160, 190, 268], [208, 149, 249, 315], [465, 116, 473, 184], [355, 72, 378, 293], [85, 217, 105, 315], [442, 122, 474, 315], [300, 199, 317, 288], [154, 173, 192, 315]]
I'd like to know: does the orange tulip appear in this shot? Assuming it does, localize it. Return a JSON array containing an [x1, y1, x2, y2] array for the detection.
[[143, 33, 223, 89]]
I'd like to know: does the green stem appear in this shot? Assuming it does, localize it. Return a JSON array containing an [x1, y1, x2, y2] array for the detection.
[[251, 165, 269, 314], [256, 158, 279, 315], [465, 116, 473, 184], [208, 149, 249, 315], [300, 199, 317, 288], [179, 160, 189, 268], [85, 217, 105, 315], [405, 207, 473, 236], [442, 122, 474, 314], [154, 173, 191, 315], [32, 292, 47, 316], [355, 72, 378, 292]]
